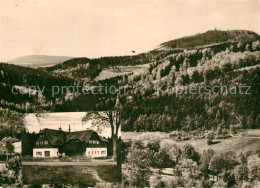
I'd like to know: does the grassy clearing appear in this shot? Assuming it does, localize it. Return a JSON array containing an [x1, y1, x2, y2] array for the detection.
[[121, 131, 169, 141], [240, 129, 260, 137], [22, 165, 121, 185], [95, 63, 150, 81], [122, 129, 260, 154], [95, 70, 131, 81], [179, 137, 260, 154]]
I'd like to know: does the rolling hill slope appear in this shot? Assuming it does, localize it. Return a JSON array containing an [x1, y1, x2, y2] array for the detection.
[[0, 29, 259, 132]]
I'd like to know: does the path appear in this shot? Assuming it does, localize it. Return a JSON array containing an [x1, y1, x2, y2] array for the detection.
[[22, 161, 117, 166]]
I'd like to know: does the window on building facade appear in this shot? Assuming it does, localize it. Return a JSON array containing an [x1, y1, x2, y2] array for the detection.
[[45, 151, 50, 157], [36, 152, 42, 156]]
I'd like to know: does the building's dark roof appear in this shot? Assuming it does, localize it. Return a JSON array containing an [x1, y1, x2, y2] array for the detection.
[[98, 135, 108, 142], [65, 130, 94, 143], [38, 128, 108, 146], [39, 128, 65, 146]]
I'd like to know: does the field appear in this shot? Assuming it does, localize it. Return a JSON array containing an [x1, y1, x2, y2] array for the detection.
[[95, 63, 150, 81], [121, 129, 260, 154], [121, 131, 169, 141], [240, 129, 260, 137], [22, 165, 121, 185], [180, 137, 260, 154]]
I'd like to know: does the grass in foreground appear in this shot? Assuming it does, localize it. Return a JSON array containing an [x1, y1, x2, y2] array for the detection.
[[22, 165, 121, 185]]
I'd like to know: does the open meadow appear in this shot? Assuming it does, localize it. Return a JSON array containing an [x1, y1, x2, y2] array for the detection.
[[121, 129, 260, 154]]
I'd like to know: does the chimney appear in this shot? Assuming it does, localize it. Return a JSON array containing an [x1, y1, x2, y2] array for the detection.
[[59, 126, 62, 131], [69, 124, 71, 132]]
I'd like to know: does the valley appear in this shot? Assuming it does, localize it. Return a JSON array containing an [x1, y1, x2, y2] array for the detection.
[[0, 29, 260, 187]]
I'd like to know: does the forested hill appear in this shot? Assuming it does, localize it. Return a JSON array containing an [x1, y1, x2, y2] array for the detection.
[[160, 30, 260, 49], [0, 29, 260, 133], [42, 30, 260, 82], [46, 30, 259, 132], [0, 63, 74, 112], [43, 53, 155, 81]]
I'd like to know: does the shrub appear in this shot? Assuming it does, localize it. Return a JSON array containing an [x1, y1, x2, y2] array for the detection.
[[5, 155, 21, 176], [182, 144, 200, 163], [59, 156, 72, 162], [206, 132, 215, 140], [207, 139, 213, 145]]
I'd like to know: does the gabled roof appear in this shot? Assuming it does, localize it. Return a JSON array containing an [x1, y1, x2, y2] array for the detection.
[[39, 128, 65, 146], [98, 135, 108, 142], [65, 130, 94, 143], [38, 128, 108, 146]]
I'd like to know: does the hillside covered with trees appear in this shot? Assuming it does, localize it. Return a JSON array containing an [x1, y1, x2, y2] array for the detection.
[[160, 30, 260, 49], [0, 29, 259, 133], [44, 30, 260, 133], [0, 29, 260, 187]]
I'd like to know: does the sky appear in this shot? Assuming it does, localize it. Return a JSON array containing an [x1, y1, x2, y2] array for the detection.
[[24, 112, 121, 138], [0, 0, 259, 62]]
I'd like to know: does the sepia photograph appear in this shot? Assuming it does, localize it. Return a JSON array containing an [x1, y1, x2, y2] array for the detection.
[[21, 112, 122, 186], [0, 0, 260, 187]]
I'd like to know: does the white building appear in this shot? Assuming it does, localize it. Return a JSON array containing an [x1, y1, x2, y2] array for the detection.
[[33, 128, 108, 158]]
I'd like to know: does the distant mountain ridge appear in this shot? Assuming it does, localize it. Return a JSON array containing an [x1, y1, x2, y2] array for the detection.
[[160, 30, 260, 49], [7, 55, 74, 68], [4, 30, 260, 69], [0, 29, 259, 132]]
